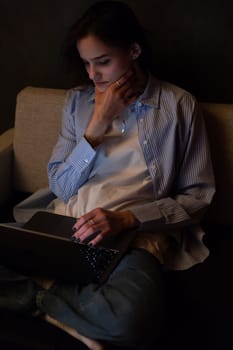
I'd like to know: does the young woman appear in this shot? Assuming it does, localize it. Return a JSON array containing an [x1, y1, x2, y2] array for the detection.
[[1, 2, 215, 350]]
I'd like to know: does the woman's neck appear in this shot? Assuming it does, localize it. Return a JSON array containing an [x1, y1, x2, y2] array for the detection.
[[134, 62, 148, 95]]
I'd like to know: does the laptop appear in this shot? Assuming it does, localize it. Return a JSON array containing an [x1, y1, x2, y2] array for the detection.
[[0, 211, 137, 288]]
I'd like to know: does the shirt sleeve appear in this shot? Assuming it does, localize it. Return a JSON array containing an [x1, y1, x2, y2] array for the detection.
[[130, 95, 215, 229], [47, 90, 96, 202]]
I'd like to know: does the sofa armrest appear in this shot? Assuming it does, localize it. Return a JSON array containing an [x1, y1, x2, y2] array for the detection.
[[0, 128, 14, 206]]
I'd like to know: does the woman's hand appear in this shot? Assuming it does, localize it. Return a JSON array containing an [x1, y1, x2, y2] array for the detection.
[[85, 69, 143, 147], [72, 208, 140, 245]]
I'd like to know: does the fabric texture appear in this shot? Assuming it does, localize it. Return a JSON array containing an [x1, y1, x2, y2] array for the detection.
[[200, 103, 233, 225], [0, 128, 14, 205], [0, 265, 40, 314], [13, 87, 66, 192]]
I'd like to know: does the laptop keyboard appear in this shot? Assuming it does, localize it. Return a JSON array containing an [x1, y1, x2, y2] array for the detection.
[[71, 238, 119, 282]]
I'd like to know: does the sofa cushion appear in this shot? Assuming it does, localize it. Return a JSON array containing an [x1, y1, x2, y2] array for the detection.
[[201, 103, 233, 225], [0, 128, 14, 204], [13, 87, 66, 193]]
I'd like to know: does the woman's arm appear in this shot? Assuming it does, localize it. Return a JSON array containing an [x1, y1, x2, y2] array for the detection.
[[131, 95, 215, 229], [48, 70, 143, 202], [47, 89, 97, 202]]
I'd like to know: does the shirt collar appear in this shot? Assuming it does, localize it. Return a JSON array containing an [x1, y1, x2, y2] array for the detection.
[[138, 73, 161, 109], [87, 85, 95, 103]]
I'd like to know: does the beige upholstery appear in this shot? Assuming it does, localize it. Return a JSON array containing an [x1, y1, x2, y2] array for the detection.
[[0, 86, 233, 225], [0, 128, 14, 204], [13, 87, 66, 192], [201, 103, 233, 225]]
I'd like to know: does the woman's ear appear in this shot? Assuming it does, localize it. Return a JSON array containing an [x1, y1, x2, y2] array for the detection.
[[130, 42, 142, 60]]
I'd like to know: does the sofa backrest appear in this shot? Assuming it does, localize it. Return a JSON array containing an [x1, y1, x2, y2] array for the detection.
[[13, 87, 233, 225], [13, 87, 66, 193], [201, 103, 233, 225]]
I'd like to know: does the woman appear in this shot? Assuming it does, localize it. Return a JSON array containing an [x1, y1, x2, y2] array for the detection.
[[1, 2, 215, 350]]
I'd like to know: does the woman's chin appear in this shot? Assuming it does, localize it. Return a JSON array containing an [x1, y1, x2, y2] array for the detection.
[[94, 82, 109, 92]]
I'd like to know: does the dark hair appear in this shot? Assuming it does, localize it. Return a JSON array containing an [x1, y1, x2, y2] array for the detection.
[[63, 1, 151, 85]]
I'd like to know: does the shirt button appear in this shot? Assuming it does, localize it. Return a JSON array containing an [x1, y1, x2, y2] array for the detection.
[[138, 102, 142, 107], [140, 118, 143, 123], [143, 140, 148, 145], [84, 159, 89, 163]]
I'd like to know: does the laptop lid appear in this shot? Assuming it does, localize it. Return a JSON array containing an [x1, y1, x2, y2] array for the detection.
[[0, 211, 137, 287]]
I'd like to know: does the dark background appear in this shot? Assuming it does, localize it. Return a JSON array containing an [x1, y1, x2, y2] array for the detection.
[[1, 0, 233, 134]]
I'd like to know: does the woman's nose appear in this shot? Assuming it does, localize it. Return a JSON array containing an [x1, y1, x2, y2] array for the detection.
[[88, 64, 100, 81]]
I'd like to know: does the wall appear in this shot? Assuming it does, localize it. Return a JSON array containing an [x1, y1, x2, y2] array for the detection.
[[0, 0, 232, 134]]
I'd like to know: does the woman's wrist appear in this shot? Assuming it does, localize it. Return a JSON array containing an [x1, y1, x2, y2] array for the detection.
[[85, 116, 108, 147], [123, 210, 140, 230], [84, 133, 103, 148]]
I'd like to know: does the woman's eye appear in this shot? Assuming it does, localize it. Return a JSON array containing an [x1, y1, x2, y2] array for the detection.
[[83, 59, 110, 67], [97, 59, 110, 65]]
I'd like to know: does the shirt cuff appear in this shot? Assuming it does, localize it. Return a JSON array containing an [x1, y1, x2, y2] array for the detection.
[[66, 137, 96, 169], [130, 202, 164, 225]]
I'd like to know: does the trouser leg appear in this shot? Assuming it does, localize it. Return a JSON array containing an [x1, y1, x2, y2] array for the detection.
[[0, 265, 40, 314], [38, 249, 164, 349]]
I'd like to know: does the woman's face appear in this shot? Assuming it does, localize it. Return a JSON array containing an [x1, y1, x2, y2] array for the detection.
[[77, 35, 134, 92]]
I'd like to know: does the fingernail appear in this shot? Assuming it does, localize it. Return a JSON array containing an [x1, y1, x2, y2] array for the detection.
[[71, 236, 81, 243]]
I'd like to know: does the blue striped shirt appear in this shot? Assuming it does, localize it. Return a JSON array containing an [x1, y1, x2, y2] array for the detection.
[[48, 74, 215, 269]]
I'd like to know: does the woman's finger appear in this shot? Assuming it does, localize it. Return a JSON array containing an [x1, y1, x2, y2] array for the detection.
[[113, 69, 134, 89], [73, 214, 95, 231], [89, 231, 107, 245]]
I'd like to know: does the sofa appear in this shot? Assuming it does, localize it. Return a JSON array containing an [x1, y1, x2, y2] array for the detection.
[[0, 86, 233, 349]]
